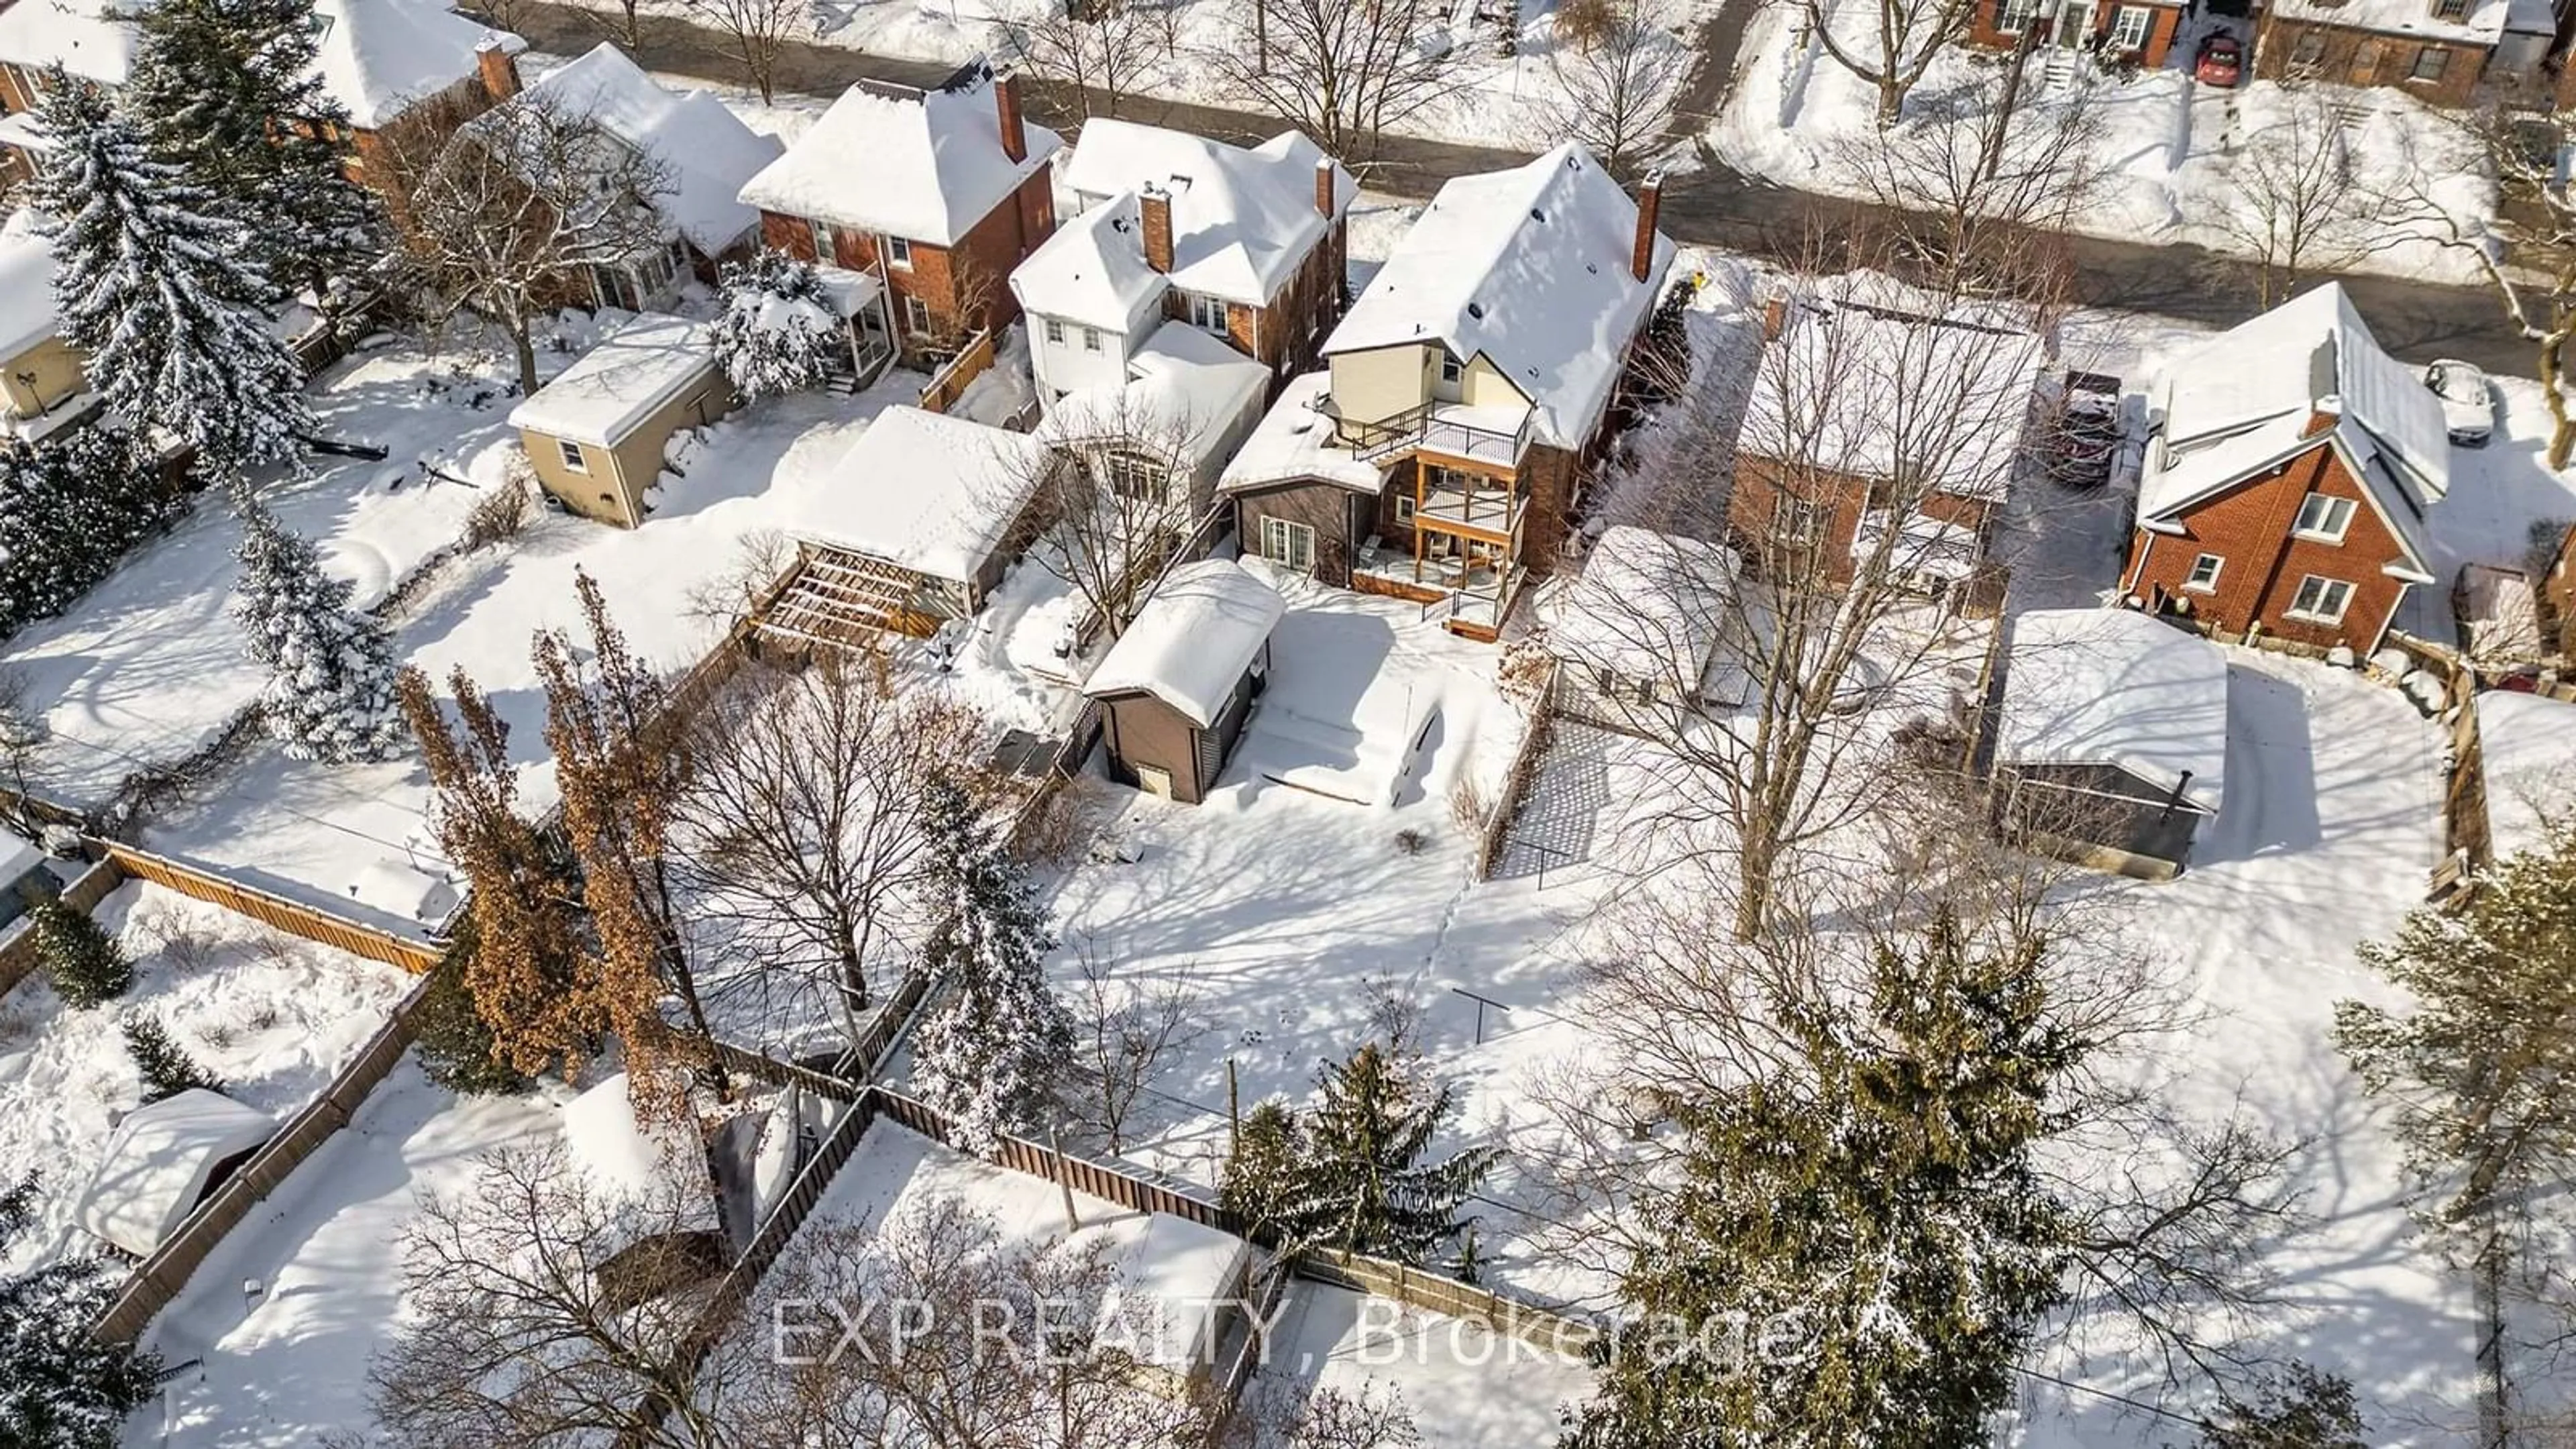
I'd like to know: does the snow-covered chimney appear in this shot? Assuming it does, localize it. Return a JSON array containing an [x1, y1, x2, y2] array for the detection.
[[996, 72, 1027, 164], [476, 36, 521, 103], [1140, 184, 1174, 274], [1313, 157, 1335, 219], [1630, 170, 1662, 284]]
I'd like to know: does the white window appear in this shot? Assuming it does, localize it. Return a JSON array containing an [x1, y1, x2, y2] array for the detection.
[[1773, 494, 1825, 545], [556, 438, 587, 474], [1440, 352, 1464, 386], [2288, 574, 2355, 623], [808, 217, 837, 262], [1044, 317, 1065, 345], [901, 295, 931, 333], [1185, 292, 1227, 334], [1996, 0, 2039, 32], [1260, 515, 1316, 572], [1083, 327, 1103, 353], [2292, 492, 2357, 543], [1393, 490, 1416, 525], [883, 234, 913, 268], [2109, 4, 2150, 50], [1105, 451, 1167, 502], [2184, 553, 2222, 592]]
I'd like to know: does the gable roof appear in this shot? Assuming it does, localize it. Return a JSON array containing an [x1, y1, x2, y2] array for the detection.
[[1323, 141, 1670, 449], [780, 406, 1050, 582], [1047, 119, 1353, 307], [515, 45, 782, 254], [1997, 608, 2230, 816], [1545, 525, 1737, 686], [1085, 559, 1285, 727], [735, 72, 1061, 247], [76, 1089, 276, 1258], [311, 0, 523, 129], [0, 0, 143, 87], [2139, 282, 2447, 580], [507, 312, 717, 447]]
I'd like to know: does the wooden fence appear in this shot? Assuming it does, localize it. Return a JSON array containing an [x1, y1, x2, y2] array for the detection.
[[100, 842, 446, 975], [1476, 661, 1559, 881], [2380, 630, 2490, 902], [0, 856, 127, 1003], [915, 329, 997, 416], [93, 971, 439, 1344]]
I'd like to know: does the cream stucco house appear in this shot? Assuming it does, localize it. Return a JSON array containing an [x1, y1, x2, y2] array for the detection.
[[0, 217, 90, 435]]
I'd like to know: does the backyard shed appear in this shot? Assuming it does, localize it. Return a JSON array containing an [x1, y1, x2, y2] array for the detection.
[[1084, 559, 1285, 804], [564, 1072, 725, 1310], [75, 1089, 276, 1258], [1994, 607, 2230, 880], [1544, 525, 1739, 730], [508, 313, 738, 528]]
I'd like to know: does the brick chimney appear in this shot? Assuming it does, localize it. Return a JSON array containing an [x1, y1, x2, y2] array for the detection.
[[476, 36, 521, 103], [1139, 184, 1173, 274], [996, 72, 1026, 164], [1630, 170, 1662, 283], [1761, 296, 1788, 341], [1313, 157, 1336, 219]]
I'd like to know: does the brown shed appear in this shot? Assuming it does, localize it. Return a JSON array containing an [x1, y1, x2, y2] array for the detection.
[[1083, 559, 1287, 804], [509, 314, 739, 529]]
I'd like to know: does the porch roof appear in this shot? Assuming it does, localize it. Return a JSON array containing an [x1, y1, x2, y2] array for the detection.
[[1218, 372, 1385, 497]]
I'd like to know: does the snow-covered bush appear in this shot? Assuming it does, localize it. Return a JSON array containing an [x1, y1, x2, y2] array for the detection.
[[32, 900, 130, 1010], [121, 1014, 223, 1103], [0, 427, 186, 642], [711, 249, 842, 400], [230, 492, 405, 763]]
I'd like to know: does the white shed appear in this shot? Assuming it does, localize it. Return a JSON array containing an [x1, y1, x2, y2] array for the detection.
[[76, 1089, 275, 1258]]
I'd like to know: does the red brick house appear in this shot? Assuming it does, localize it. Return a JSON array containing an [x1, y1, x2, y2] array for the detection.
[[737, 68, 1060, 364], [2122, 282, 2451, 656], [1969, 0, 2187, 68]]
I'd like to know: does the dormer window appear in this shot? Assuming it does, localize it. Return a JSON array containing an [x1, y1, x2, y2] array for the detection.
[[1435, 350, 1464, 402]]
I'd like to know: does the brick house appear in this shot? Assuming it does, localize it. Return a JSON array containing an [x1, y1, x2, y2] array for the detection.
[[1216, 142, 1672, 641], [2255, 0, 2554, 105], [1727, 295, 2047, 598], [0, 0, 527, 193], [1010, 119, 1355, 403], [1970, 0, 2188, 68], [2121, 282, 2450, 656], [737, 68, 1060, 366]]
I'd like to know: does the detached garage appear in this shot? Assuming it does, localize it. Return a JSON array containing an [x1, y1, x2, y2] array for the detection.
[[1084, 559, 1285, 804], [510, 313, 738, 529]]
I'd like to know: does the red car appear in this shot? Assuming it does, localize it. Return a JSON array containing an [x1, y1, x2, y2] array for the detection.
[[2195, 32, 2244, 86]]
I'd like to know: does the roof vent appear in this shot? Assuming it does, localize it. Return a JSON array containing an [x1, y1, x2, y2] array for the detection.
[[1530, 207, 1546, 223], [1587, 262, 1599, 274], [1466, 302, 1485, 320]]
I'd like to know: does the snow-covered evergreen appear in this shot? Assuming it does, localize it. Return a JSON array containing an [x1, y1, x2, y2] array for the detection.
[[710, 250, 843, 400], [0, 1173, 160, 1446], [908, 775, 1075, 1152], [124, 0, 380, 298], [30, 69, 313, 474], [0, 429, 183, 640], [229, 491, 403, 763]]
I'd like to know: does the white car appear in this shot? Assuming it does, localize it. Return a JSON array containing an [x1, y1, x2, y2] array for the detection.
[[2425, 359, 2494, 447]]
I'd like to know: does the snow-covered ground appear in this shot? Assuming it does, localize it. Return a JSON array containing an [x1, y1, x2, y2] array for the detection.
[[1255, 1281, 1598, 1447], [0, 881, 415, 1277], [1715, 1, 2496, 284]]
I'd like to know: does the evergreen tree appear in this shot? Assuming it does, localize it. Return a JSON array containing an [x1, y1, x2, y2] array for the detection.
[[31, 900, 130, 1010], [0, 429, 184, 639], [121, 1015, 223, 1103], [2186, 1364, 2367, 1449], [710, 250, 841, 399], [0, 1173, 162, 1447], [1221, 1097, 1324, 1247], [1563, 913, 2083, 1449], [230, 491, 403, 763], [1296, 1042, 1498, 1265], [412, 914, 535, 1097], [123, 0, 380, 299], [30, 69, 312, 474], [908, 775, 1075, 1152]]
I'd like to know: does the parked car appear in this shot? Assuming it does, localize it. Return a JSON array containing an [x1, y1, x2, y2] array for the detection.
[[2424, 358, 2495, 446], [2194, 33, 2243, 87], [2049, 370, 2123, 489]]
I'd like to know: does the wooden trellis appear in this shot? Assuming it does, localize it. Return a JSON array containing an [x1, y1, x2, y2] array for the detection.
[[753, 547, 951, 649]]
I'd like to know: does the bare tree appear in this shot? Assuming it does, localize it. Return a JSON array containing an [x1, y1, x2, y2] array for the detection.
[[2215, 87, 2367, 308], [1801, 0, 1987, 127], [685, 0, 806, 105], [1207, 0, 1456, 160], [375, 87, 676, 394], [1548, 0, 1691, 178], [1063, 936, 1206, 1155], [678, 648, 982, 1027], [370, 1140, 737, 1449], [0, 667, 50, 835], [1004, 384, 1204, 641], [1006, 3, 1165, 123], [1243, 1378, 1426, 1448]]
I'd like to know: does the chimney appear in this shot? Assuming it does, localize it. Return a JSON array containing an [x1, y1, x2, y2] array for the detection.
[[1313, 157, 1336, 219], [1139, 184, 1173, 274], [475, 36, 520, 103], [1630, 170, 1662, 284], [996, 72, 1026, 164], [1761, 296, 1788, 342]]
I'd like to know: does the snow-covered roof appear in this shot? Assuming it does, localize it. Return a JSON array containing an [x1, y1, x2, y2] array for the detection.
[[1038, 322, 1269, 470], [1040, 119, 1353, 311], [2140, 282, 2446, 584], [1741, 299, 2047, 502], [508, 313, 718, 448], [1545, 525, 1735, 685], [1075, 1208, 1253, 1372], [782, 406, 1049, 583], [735, 72, 1061, 247], [0, 215, 60, 361], [1009, 195, 1165, 333], [311, 0, 524, 130], [345, 857, 459, 928], [0, 830, 45, 887], [76, 1089, 275, 1258], [564, 1072, 718, 1244], [1085, 559, 1285, 727], [1997, 608, 2229, 815], [2269, 0, 2508, 45], [2477, 690, 2576, 859], [1324, 142, 1671, 450], [1219, 372, 1387, 496], [508, 44, 781, 254], [0, 0, 142, 87]]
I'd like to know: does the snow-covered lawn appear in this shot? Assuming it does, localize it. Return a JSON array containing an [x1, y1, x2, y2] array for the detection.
[[0, 881, 415, 1277], [1715, 0, 2495, 284], [1255, 1281, 1597, 1447]]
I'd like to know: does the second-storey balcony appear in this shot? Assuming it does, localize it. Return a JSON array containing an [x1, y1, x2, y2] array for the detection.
[[1415, 476, 1523, 535], [1328, 397, 1535, 470]]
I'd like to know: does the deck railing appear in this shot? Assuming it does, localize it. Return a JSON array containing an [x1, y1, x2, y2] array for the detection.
[[1336, 400, 1534, 468]]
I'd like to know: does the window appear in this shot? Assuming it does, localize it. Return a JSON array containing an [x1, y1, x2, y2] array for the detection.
[[2292, 492, 2357, 543], [2291, 30, 2325, 66], [808, 217, 837, 262], [1440, 352, 1464, 386], [883, 235, 913, 269], [1773, 494, 1825, 545], [1260, 515, 1316, 572], [556, 439, 587, 474], [1184, 292, 1227, 334], [2184, 553, 2223, 592], [2430, 0, 2469, 18], [2109, 4, 2149, 50], [2411, 45, 2449, 81], [1083, 327, 1103, 353], [1994, 0, 2039, 32], [1105, 451, 1167, 502], [1044, 318, 1065, 345], [901, 295, 931, 333], [1394, 490, 1417, 526], [2289, 574, 2355, 624]]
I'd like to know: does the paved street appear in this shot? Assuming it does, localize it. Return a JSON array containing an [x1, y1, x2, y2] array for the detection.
[[508, 0, 2530, 372]]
